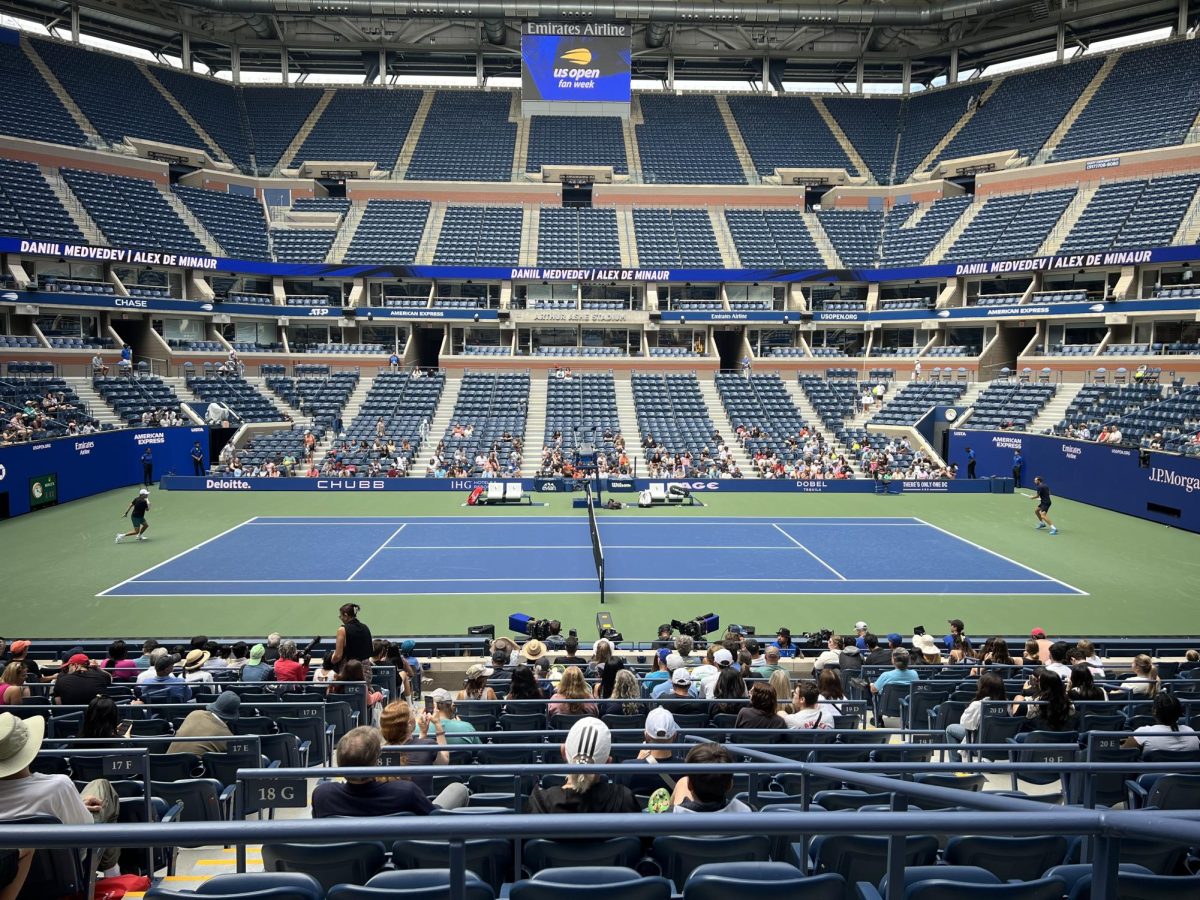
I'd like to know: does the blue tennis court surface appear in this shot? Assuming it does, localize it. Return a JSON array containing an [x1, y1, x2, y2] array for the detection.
[[100, 515, 1085, 598]]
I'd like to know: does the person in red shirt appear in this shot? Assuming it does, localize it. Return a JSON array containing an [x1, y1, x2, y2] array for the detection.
[[273, 638, 317, 682]]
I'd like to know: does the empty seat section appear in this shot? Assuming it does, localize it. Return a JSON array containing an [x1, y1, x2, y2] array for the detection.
[[723, 209, 824, 269], [816, 209, 884, 268], [240, 86, 325, 174], [636, 95, 746, 185], [934, 56, 1103, 166], [272, 229, 336, 263], [406, 91, 516, 181], [1063, 175, 1200, 253], [336, 371, 444, 473], [266, 370, 358, 427], [872, 382, 967, 425], [343, 200, 430, 265], [727, 96, 857, 177], [93, 375, 182, 426], [537, 208, 621, 266], [291, 88, 422, 170], [34, 39, 205, 150], [0, 158, 84, 242], [189, 375, 285, 423], [152, 67, 252, 171], [0, 38, 85, 146], [963, 382, 1056, 430], [1053, 39, 1200, 161], [823, 97, 903, 184], [173, 186, 270, 260], [633, 208, 723, 268], [715, 372, 811, 465], [525, 116, 628, 173], [543, 373, 620, 457], [893, 82, 984, 181], [632, 372, 718, 458], [434, 206, 523, 265], [943, 189, 1075, 263], [879, 196, 971, 266], [435, 372, 529, 475], [62, 168, 206, 255]]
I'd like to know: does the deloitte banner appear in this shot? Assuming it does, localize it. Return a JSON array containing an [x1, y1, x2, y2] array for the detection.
[[521, 22, 631, 113], [946, 430, 1200, 533], [0, 426, 204, 517]]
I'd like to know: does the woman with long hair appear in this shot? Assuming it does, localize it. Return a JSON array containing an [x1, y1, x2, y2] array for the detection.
[[602, 668, 643, 717], [80, 696, 125, 743], [0, 663, 29, 706], [504, 666, 546, 715], [329, 659, 384, 710], [379, 699, 448, 795], [1014, 669, 1076, 734], [734, 684, 786, 730], [456, 664, 497, 702], [769, 670, 793, 714], [1125, 655, 1160, 698], [595, 657, 626, 700], [1124, 692, 1200, 753], [586, 640, 613, 678], [1068, 664, 1107, 702], [711, 667, 747, 717], [817, 667, 846, 716], [947, 671, 1007, 759], [549, 666, 598, 717], [100, 640, 137, 682]]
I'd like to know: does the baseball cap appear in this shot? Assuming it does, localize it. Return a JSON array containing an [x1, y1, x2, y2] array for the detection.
[[1031, 628, 1046, 638], [656, 647, 672, 663], [671, 667, 693, 686], [776, 627, 791, 637], [855, 621, 868, 631], [138, 488, 149, 496], [248, 643, 266, 664], [886, 633, 903, 645], [564, 717, 611, 766], [66, 653, 90, 667], [9, 640, 29, 655], [465, 663, 494, 680], [399, 640, 416, 654], [645, 707, 678, 739], [665, 652, 686, 671], [714, 648, 734, 667], [430, 688, 455, 704]]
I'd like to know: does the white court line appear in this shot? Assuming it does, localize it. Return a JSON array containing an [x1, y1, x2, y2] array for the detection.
[[127, 576, 1055, 584], [911, 517, 1089, 596], [106, 589, 1082, 598], [346, 524, 408, 581], [96, 518, 255, 598], [374, 545, 848, 551], [771, 524, 848, 580]]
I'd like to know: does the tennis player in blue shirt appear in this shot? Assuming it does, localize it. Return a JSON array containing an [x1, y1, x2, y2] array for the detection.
[[1030, 476, 1058, 535]]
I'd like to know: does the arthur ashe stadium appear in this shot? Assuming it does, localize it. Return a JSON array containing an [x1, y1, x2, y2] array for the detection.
[[3, 0, 1200, 895]]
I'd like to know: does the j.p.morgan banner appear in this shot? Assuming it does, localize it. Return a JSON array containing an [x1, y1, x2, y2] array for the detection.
[[521, 22, 632, 104]]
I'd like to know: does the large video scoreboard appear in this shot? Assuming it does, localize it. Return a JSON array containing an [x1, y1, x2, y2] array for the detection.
[[521, 22, 632, 117]]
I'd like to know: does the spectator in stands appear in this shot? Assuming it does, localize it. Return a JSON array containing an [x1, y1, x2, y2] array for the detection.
[[1022, 639, 1043, 668], [53, 653, 110, 706], [1013, 669, 1077, 735], [852, 622, 869, 650], [273, 639, 314, 683], [530, 718, 639, 814], [137, 654, 191, 704], [457, 663, 497, 702], [771, 627, 796, 658], [1045, 642, 1073, 683], [331, 659, 384, 712], [80, 697, 128, 746], [643, 648, 673, 693], [946, 672, 1008, 760], [5, 642, 40, 683], [944, 619, 971, 654], [428, 689, 479, 745], [839, 635, 864, 675], [225, 642, 249, 674], [662, 666, 707, 715], [710, 668, 748, 717], [0, 664, 28, 707], [1124, 655, 1160, 698], [979, 638, 1016, 673], [0, 713, 122, 875], [699, 648, 734, 698], [543, 621, 566, 651], [674, 635, 696, 665], [91, 354, 108, 376], [623, 708, 682, 796], [168, 692, 238, 756], [603, 669, 644, 717], [314, 726, 465, 817], [1074, 639, 1104, 675], [651, 625, 674, 651], [330, 603, 373, 673], [669, 742, 751, 814], [587, 639, 614, 678], [135, 648, 167, 685], [313, 656, 338, 684], [1124, 693, 1200, 753], [263, 633, 283, 664], [182, 649, 213, 684], [519, 639, 548, 668], [1068, 665, 1107, 702], [913, 633, 942, 665], [239, 644, 271, 682], [769, 671, 793, 711], [735, 684, 786, 731], [379, 700, 448, 796], [99, 640, 137, 683], [549, 666, 598, 717], [503, 665, 545, 715], [595, 657, 627, 700], [864, 634, 891, 667], [871, 648, 919, 697], [133, 640, 159, 671], [785, 680, 834, 730], [753, 646, 786, 680], [816, 668, 847, 717]]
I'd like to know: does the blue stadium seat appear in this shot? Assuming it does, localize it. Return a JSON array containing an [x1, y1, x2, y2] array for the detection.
[[683, 863, 844, 900], [407, 91, 516, 181], [511, 867, 672, 900], [327, 870, 493, 900], [146, 872, 323, 899]]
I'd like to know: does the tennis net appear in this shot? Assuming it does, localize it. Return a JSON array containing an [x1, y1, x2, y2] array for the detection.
[[584, 483, 605, 603]]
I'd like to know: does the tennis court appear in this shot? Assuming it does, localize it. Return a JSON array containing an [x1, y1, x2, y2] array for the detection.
[[99, 515, 1086, 598]]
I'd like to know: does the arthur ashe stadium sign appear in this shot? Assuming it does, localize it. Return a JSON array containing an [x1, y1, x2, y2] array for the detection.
[[3, 236, 1198, 285]]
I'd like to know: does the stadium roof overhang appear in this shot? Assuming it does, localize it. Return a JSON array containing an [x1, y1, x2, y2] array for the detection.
[[0, 0, 1190, 84]]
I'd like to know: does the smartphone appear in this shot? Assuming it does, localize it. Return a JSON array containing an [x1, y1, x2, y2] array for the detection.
[[117, 720, 134, 737], [424, 695, 434, 714], [914, 625, 926, 636]]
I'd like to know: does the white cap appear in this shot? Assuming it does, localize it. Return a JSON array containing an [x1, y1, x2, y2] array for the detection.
[[714, 648, 734, 667], [645, 707, 679, 739], [664, 652, 686, 671], [564, 717, 611, 766], [138, 489, 149, 495], [671, 667, 693, 686], [855, 621, 868, 631]]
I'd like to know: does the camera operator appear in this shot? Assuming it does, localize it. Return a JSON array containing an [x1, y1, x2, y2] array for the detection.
[[651, 624, 674, 651], [543, 620, 566, 651]]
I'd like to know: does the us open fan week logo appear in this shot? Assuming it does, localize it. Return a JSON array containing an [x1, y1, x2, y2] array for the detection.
[[556, 47, 602, 88]]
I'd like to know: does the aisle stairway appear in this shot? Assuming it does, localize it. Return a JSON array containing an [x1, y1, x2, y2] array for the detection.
[[696, 376, 754, 475], [64, 377, 126, 429], [612, 376, 644, 475], [425, 375, 463, 449], [522, 376, 548, 462], [1026, 381, 1085, 434]]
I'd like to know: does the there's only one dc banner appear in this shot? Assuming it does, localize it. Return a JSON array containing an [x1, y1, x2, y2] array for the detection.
[[521, 22, 632, 104]]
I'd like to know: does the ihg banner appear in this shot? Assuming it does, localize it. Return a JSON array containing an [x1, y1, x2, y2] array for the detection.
[[521, 22, 632, 118]]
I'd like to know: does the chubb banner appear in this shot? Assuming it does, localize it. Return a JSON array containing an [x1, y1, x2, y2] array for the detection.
[[521, 22, 632, 103]]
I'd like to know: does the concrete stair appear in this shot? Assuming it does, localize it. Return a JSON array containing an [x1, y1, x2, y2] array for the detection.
[[511, 93, 531, 179], [616, 207, 638, 268], [279, 89, 335, 172], [914, 78, 1004, 176], [39, 168, 106, 245], [325, 202, 368, 264], [923, 198, 986, 265], [65, 377, 125, 429], [522, 375, 549, 457], [1039, 184, 1093, 255], [1038, 52, 1122, 160], [394, 91, 435, 180], [519, 206, 541, 266], [802, 212, 844, 268], [696, 376, 754, 476], [713, 95, 760, 185], [708, 207, 741, 268], [426, 375, 464, 450], [415, 201, 447, 265], [139, 64, 231, 163], [311, 376, 372, 457], [612, 377, 644, 474], [247, 375, 312, 426], [621, 113, 643, 182], [808, 97, 873, 182], [1173, 180, 1200, 245], [159, 187, 224, 256], [22, 39, 103, 146], [1027, 381, 1085, 434]]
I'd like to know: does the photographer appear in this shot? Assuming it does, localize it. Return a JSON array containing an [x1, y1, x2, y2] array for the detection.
[[274, 637, 320, 682]]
